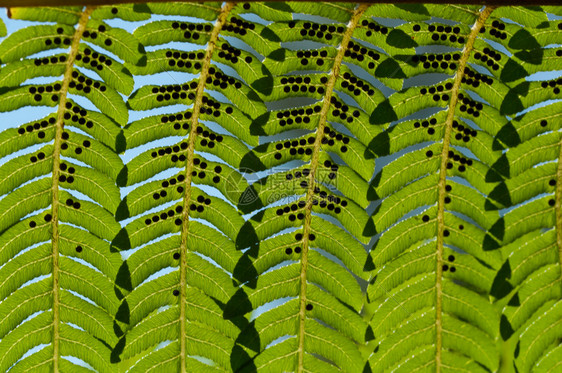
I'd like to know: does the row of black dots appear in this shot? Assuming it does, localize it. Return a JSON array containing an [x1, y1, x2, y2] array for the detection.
[[452, 120, 477, 143], [180, 23, 207, 40], [276, 106, 321, 127], [170, 145, 188, 163], [314, 183, 348, 207], [540, 78, 562, 95], [162, 111, 191, 131], [281, 76, 325, 95], [415, 24, 465, 44], [412, 53, 460, 71], [340, 72, 376, 97], [320, 159, 338, 181], [419, 83, 453, 103], [313, 184, 344, 213], [150, 142, 188, 159], [295, 232, 316, 242], [152, 83, 192, 102], [446, 150, 473, 173], [414, 118, 438, 136], [328, 96, 361, 129], [145, 205, 184, 226], [462, 67, 493, 88], [347, 42, 381, 69], [29, 151, 46, 164], [64, 197, 81, 210], [34, 55, 67, 66], [192, 158, 222, 184], [217, 43, 252, 64], [29, 84, 61, 103], [295, 49, 329, 67], [276, 200, 307, 222], [45, 27, 71, 46], [274, 138, 314, 160], [346, 41, 368, 62], [285, 245, 302, 255], [285, 168, 311, 182], [226, 16, 256, 35], [166, 50, 203, 69], [18, 117, 55, 138], [172, 22, 212, 41], [69, 71, 107, 93], [289, 21, 342, 41], [61, 131, 91, 155], [196, 126, 224, 149], [76, 47, 113, 71], [474, 48, 501, 71], [200, 96, 233, 118], [64, 102, 93, 128], [490, 20, 507, 40], [458, 93, 483, 118], [59, 163, 76, 184], [83, 25, 113, 47], [360, 19, 389, 37], [207, 67, 242, 90], [322, 124, 350, 153], [190, 195, 212, 213], [154, 174, 187, 200]]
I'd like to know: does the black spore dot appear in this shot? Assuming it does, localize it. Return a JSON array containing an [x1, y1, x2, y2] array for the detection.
[[422, 215, 429, 222], [173, 290, 180, 296], [306, 304, 313, 311]]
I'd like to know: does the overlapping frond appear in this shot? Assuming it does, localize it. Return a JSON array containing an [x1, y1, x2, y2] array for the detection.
[[112, 2, 279, 371], [480, 17, 562, 372], [0, 4, 141, 371], [360, 4, 516, 372], [229, 4, 376, 372]]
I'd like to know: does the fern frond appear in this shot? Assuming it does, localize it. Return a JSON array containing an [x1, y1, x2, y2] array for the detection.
[[114, 2, 275, 371], [361, 5, 514, 372], [0, 5, 136, 371], [232, 4, 373, 372]]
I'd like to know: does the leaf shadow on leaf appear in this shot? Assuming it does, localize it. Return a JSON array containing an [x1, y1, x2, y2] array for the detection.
[[111, 336, 126, 363], [249, 112, 270, 137], [386, 29, 418, 49], [367, 129, 390, 158], [251, 67, 274, 97], [508, 29, 541, 51], [260, 26, 281, 43], [132, 3, 151, 12], [500, 90, 524, 116], [491, 260, 513, 301], [487, 217, 505, 243], [117, 165, 128, 187], [370, 99, 397, 125], [240, 150, 266, 172], [500, 314, 515, 341], [487, 154, 509, 182], [115, 260, 133, 292], [487, 182, 512, 210], [115, 129, 126, 154], [493, 122, 521, 150], [375, 59, 407, 80], [115, 196, 130, 221]]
